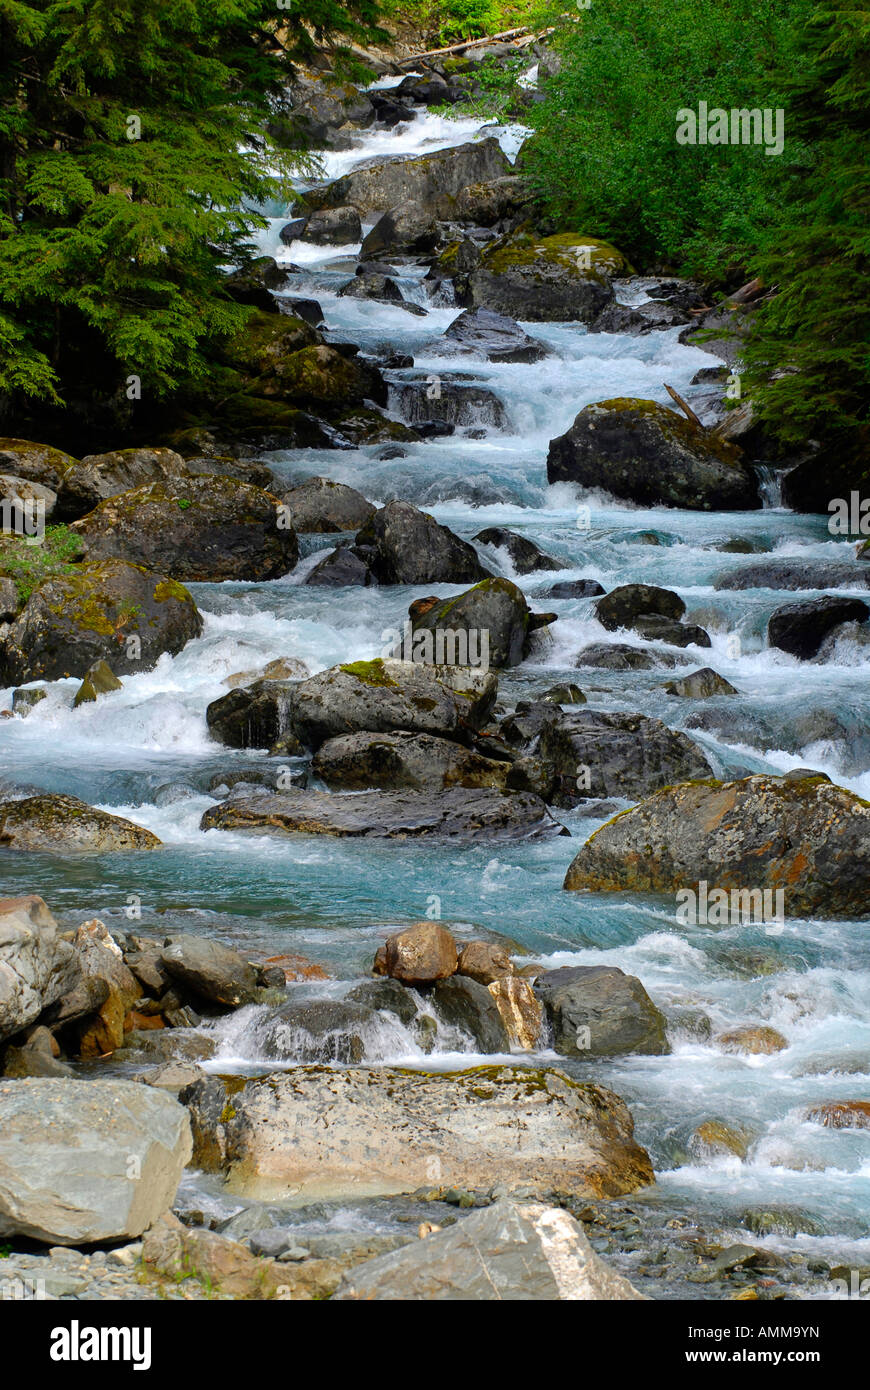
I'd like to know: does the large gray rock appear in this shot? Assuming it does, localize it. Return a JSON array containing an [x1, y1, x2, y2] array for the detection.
[[563, 773, 870, 918], [200, 785, 559, 842], [308, 138, 510, 215], [280, 477, 375, 533], [206, 678, 298, 751], [442, 307, 550, 365], [286, 658, 497, 750], [537, 709, 712, 802], [547, 399, 760, 510], [334, 1201, 647, 1300], [431, 975, 510, 1052], [356, 500, 491, 585], [160, 935, 259, 1008], [0, 896, 81, 1041], [535, 966, 670, 1058], [181, 1065, 654, 1200], [361, 200, 441, 258], [57, 447, 189, 520], [474, 527, 565, 575], [0, 1078, 192, 1244], [715, 561, 870, 592], [313, 730, 510, 792], [456, 231, 625, 323]]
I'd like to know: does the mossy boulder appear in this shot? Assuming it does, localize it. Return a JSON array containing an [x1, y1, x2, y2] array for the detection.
[[547, 398, 760, 511], [407, 577, 539, 669], [57, 447, 190, 521], [0, 439, 79, 493], [71, 475, 298, 582], [1, 557, 202, 683], [312, 730, 510, 792], [0, 793, 160, 853], [457, 231, 629, 323], [280, 477, 375, 534], [563, 773, 870, 918], [305, 138, 510, 215]]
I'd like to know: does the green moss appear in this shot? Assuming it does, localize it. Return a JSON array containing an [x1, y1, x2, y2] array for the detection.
[[0, 524, 86, 604], [482, 231, 630, 278], [154, 578, 191, 604], [339, 658, 398, 688], [588, 398, 746, 467]]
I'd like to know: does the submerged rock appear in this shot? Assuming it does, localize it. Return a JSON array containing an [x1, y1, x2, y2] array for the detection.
[[0, 1078, 191, 1245], [664, 668, 738, 698], [563, 773, 870, 918], [181, 1065, 654, 1200], [0, 793, 160, 853], [334, 1201, 647, 1301], [547, 399, 759, 510], [206, 679, 298, 751], [717, 1026, 788, 1056], [535, 965, 669, 1058], [474, 527, 565, 575], [574, 642, 687, 671], [804, 1100, 870, 1129], [715, 561, 870, 591], [200, 785, 560, 842], [72, 658, 123, 707]]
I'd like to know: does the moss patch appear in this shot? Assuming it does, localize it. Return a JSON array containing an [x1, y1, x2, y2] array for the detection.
[[338, 658, 398, 688], [0, 525, 86, 603]]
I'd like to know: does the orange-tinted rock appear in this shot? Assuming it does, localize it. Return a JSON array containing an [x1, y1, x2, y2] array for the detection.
[[263, 953, 329, 982], [457, 940, 515, 985], [717, 1025, 788, 1056], [488, 976, 542, 1048], [372, 922, 458, 985], [805, 1100, 870, 1130]]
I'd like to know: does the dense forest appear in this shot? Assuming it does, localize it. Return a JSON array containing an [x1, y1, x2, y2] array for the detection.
[[0, 0, 867, 480]]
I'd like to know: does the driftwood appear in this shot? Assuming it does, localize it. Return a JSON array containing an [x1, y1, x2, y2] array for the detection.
[[395, 26, 552, 67], [664, 383, 704, 430]]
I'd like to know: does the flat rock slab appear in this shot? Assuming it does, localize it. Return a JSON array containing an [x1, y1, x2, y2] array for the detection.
[[201, 786, 560, 841], [334, 1201, 647, 1301], [0, 1078, 192, 1245], [183, 1065, 653, 1201]]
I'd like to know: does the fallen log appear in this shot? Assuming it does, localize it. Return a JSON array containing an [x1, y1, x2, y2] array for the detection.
[[395, 26, 553, 66], [664, 383, 704, 430]]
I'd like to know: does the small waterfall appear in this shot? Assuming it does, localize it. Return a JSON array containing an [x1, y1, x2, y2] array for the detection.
[[754, 464, 791, 509]]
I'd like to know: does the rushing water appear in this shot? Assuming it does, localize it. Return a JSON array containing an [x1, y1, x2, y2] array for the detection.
[[3, 98, 869, 1283]]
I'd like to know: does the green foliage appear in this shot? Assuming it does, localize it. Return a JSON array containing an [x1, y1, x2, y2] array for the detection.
[[744, 2, 870, 462], [0, 0, 386, 410], [526, 0, 806, 275], [0, 523, 85, 602]]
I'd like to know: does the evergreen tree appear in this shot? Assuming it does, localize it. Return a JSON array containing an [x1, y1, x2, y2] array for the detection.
[[0, 0, 385, 412], [744, 2, 870, 473]]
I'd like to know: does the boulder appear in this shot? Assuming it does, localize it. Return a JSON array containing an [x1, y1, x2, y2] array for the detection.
[[313, 731, 510, 792], [0, 474, 56, 524], [768, 596, 870, 660], [457, 940, 515, 986], [0, 794, 160, 853], [285, 658, 497, 750], [535, 966, 669, 1058], [304, 206, 362, 245], [278, 216, 308, 244], [406, 577, 543, 669], [200, 785, 559, 842], [449, 175, 534, 226], [547, 399, 759, 510], [664, 668, 738, 698], [307, 138, 510, 216], [223, 656, 309, 688], [0, 438, 78, 494], [546, 579, 606, 599], [160, 935, 259, 1008], [355, 500, 491, 585], [595, 584, 685, 631], [305, 545, 376, 587], [0, 896, 81, 1041], [70, 919, 142, 1057], [537, 708, 712, 802], [431, 975, 510, 1052], [717, 1026, 788, 1056], [390, 376, 509, 431], [804, 1101, 870, 1130], [334, 1201, 647, 1301], [224, 256, 289, 310], [254, 999, 372, 1065], [57, 447, 189, 520], [0, 1078, 192, 1245], [1, 558, 202, 683], [360, 201, 441, 258], [629, 617, 711, 649], [373, 922, 458, 985], [279, 480, 369, 539], [71, 475, 297, 582], [456, 231, 626, 323], [563, 773, 870, 917], [206, 678, 297, 750], [442, 307, 550, 364], [488, 977, 543, 1050], [474, 527, 565, 575], [181, 1064, 654, 1200]]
